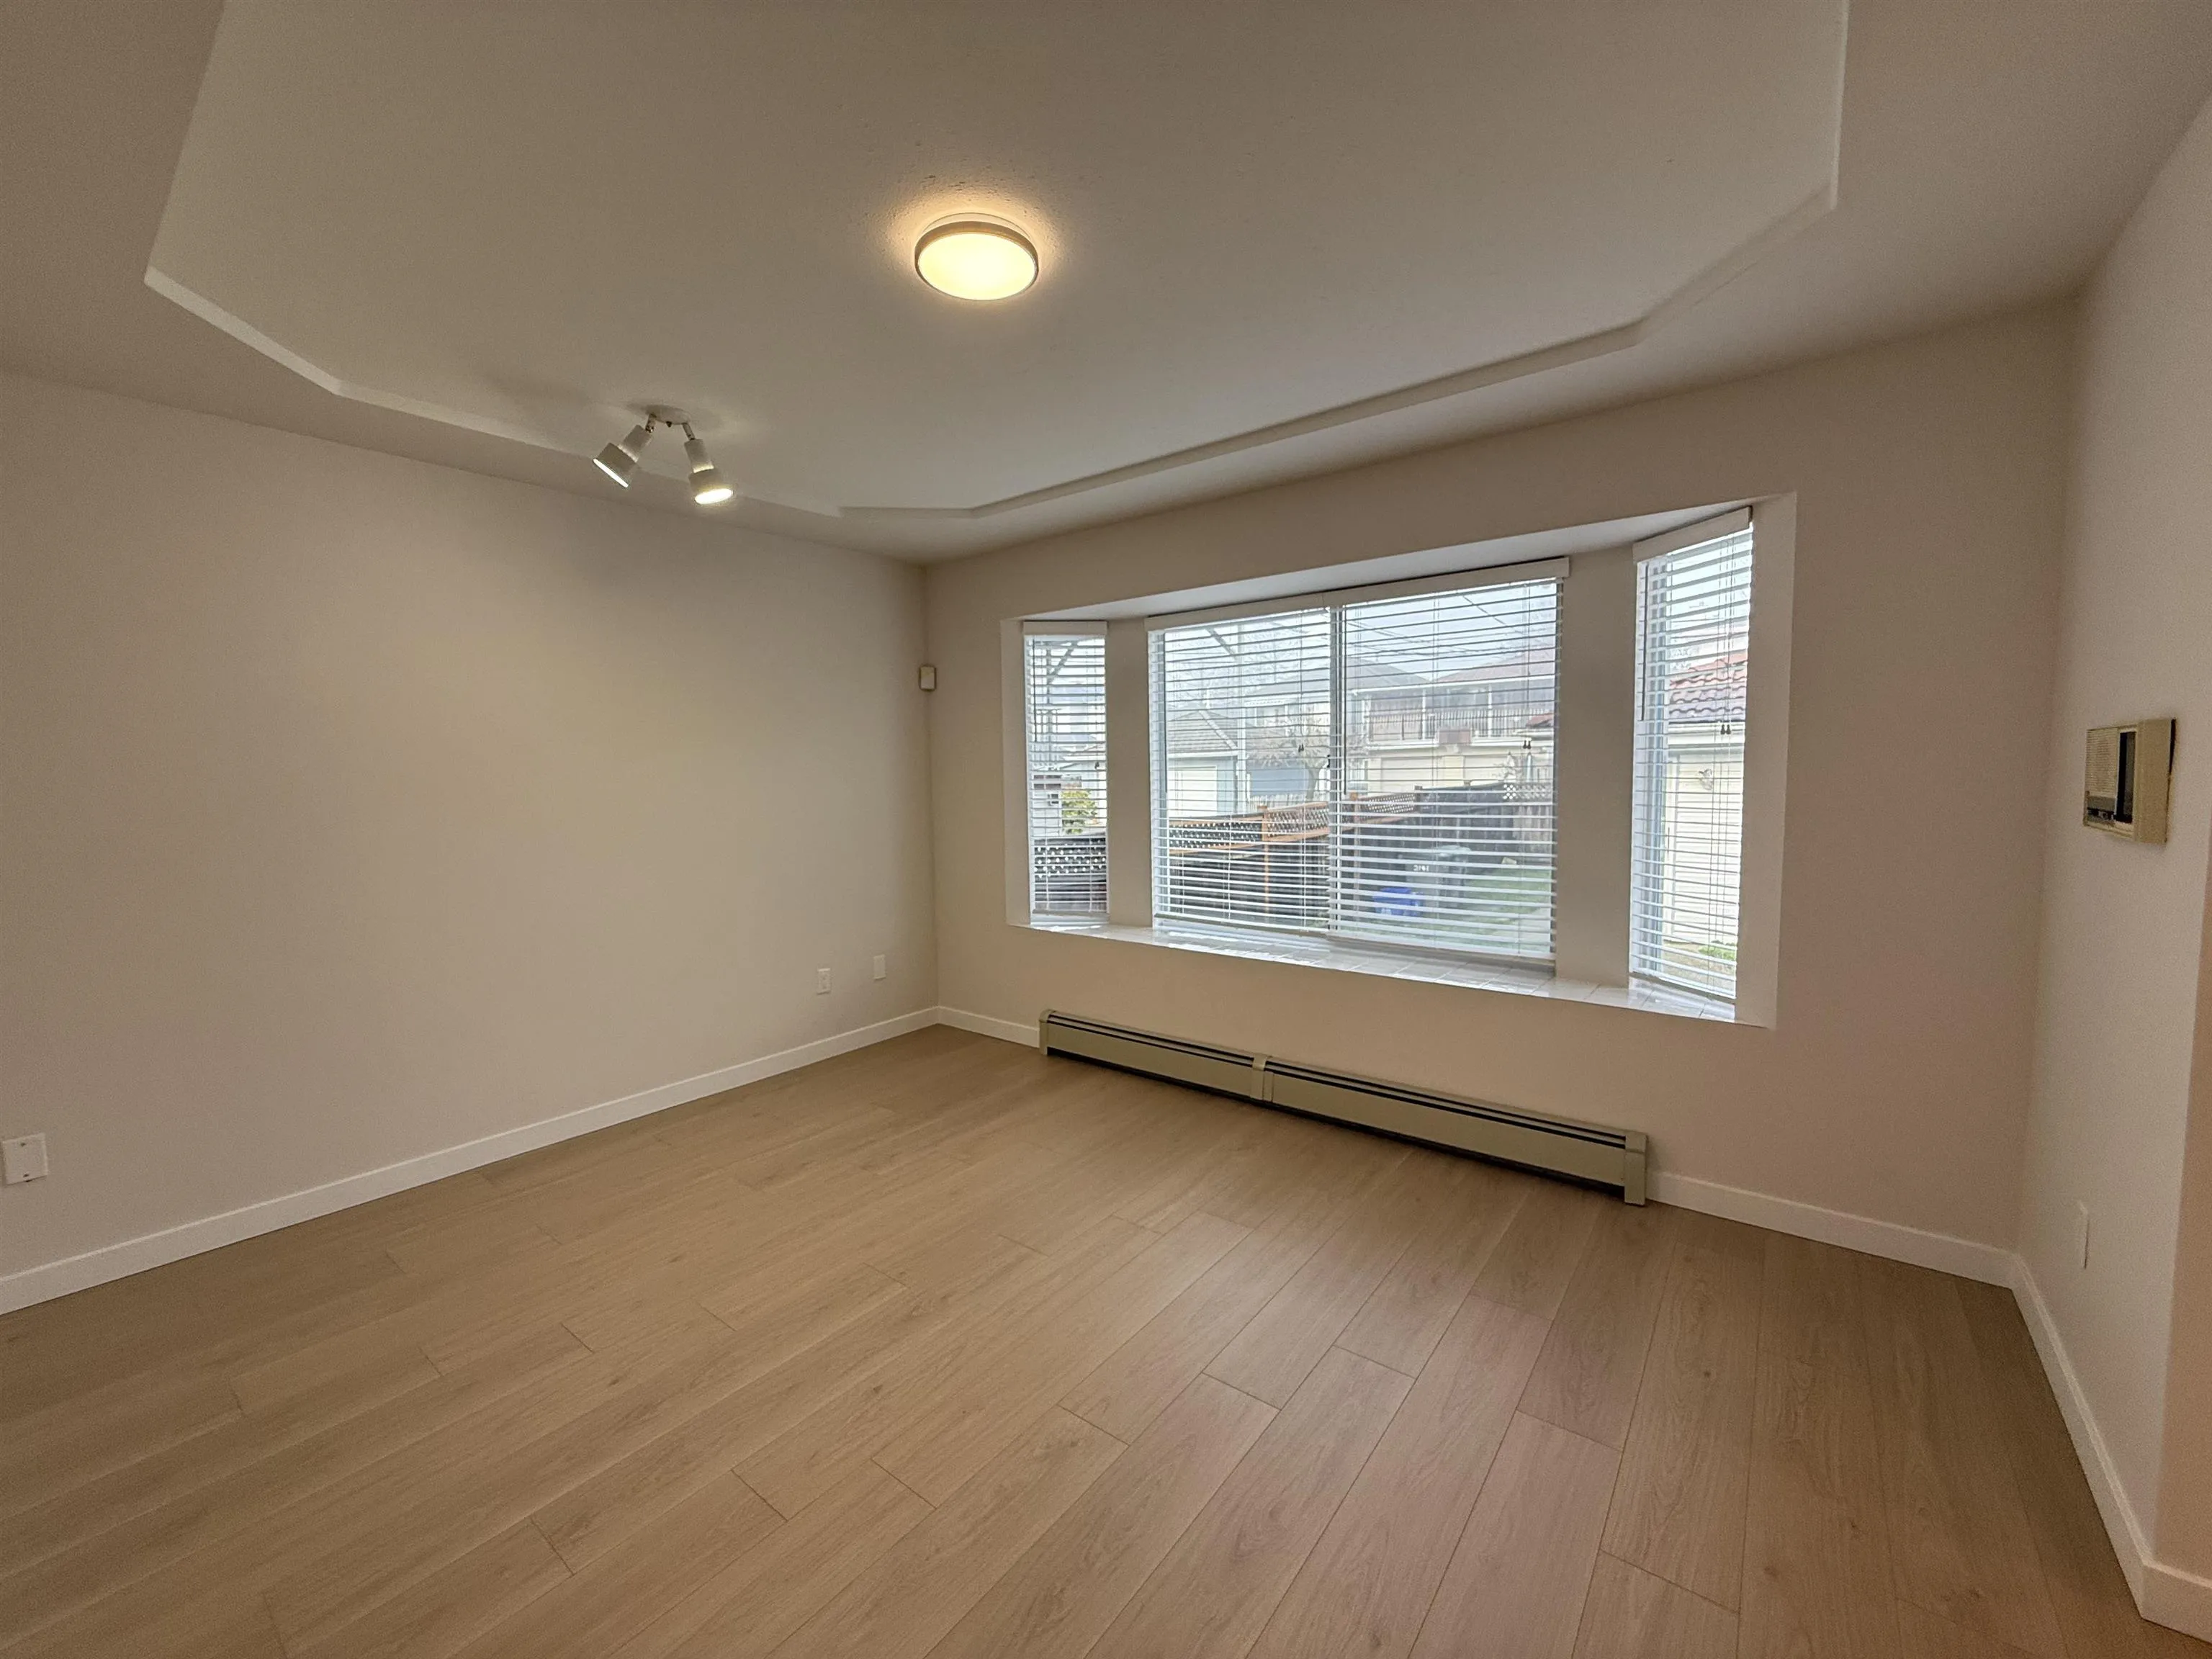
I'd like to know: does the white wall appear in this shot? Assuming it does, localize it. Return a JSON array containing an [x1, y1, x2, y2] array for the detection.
[[925, 305, 2072, 1257], [2017, 97, 2212, 1588], [2164, 863, 2212, 1596], [0, 374, 938, 1289]]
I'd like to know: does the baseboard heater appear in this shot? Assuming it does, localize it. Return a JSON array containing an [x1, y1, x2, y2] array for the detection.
[[1038, 1009, 1645, 1204]]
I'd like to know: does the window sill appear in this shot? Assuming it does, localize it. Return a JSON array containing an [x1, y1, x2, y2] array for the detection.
[[1023, 915, 1739, 1023]]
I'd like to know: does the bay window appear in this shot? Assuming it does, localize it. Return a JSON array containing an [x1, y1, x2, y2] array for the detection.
[[1008, 503, 1777, 1023]]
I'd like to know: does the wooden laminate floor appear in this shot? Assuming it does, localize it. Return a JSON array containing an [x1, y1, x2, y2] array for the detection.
[[1, 1028, 2200, 1659]]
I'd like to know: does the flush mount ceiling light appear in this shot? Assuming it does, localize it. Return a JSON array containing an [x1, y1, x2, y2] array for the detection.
[[589, 408, 734, 505], [914, 217, 1038, 300]]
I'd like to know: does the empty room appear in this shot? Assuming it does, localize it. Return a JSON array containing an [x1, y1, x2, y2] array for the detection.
[[4, 3, 2211, 1655]]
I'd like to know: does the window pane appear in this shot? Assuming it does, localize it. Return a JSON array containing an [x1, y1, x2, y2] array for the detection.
[[1632, 529, 1753, 997], [1025, 632, 1107, 916], [1340, 580, 1557, 959], [1153, 610, 1333, 931], [1149, 579, 1557, 963]]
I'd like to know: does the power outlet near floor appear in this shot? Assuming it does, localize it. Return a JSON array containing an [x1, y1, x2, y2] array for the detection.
[[872, 953, 887, 981], [2074, 1201, 2091, 1271], [815, 968, 832, 995], [3, 1133, 49, 1184]]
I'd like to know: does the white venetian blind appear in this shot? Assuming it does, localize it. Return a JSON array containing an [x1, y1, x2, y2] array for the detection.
[[1024, 631, 1107, 916], [1152, 609, 1334, 931], [1339, 579, 1557, 958], [1150, 572, 1558, 961], [1632, 525, 1754, 997]]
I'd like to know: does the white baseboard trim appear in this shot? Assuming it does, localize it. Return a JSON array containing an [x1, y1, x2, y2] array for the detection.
[[2010, 1256, 2212, 1640], [0, 1007, 939, 1315], [2146, 1560, 2212, 1640], [1647, 1172, 2015, 1285], [935, 1006, 1040, 1047], [2008, 1258, 2152, 1602]]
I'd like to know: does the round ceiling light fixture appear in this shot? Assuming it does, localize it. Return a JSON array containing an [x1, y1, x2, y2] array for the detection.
[[914, 217, 1038, 301]]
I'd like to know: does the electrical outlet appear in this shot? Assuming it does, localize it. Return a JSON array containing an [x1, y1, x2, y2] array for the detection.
[[2075, 1201, 2091, 1271], [3, 1133, 48, 1184], [815, 968, 832, 995], [872, 953, 888, 981]]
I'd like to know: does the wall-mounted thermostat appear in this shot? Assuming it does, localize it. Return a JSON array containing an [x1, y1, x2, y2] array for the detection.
[[2084, 716, 2174, 843]]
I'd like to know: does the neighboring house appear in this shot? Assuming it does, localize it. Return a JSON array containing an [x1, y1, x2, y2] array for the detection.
[[1161, 654, 1558, 815], [1344, 657, 1556, 803], [1640, 649, 1749, 974]]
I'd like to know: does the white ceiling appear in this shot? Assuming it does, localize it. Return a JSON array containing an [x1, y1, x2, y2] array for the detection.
[[148, 3, 1845, 516], [5, 3, 2211, 561]]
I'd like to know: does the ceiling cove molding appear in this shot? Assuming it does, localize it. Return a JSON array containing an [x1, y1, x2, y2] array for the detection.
[[140, 267, 850, 518], [144, 267, 549, 454], [145, 181, 1837, 531]]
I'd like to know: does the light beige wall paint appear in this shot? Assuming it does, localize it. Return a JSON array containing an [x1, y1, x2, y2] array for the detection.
[[2018, 99, 2212, 1564], [2161, 840, 2212, 1579], [925, 306, 2071, 1249], [0, 374, 937, 1278], [1103, 619, 1153, 927], [1551, 544, 1634, 987]]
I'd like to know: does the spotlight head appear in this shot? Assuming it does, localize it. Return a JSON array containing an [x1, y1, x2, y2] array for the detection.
[[591, 419, 655, 487], [593, 442, 639, 487], [683, 434, 734, 505]]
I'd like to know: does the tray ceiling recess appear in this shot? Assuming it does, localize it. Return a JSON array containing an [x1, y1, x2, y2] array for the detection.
[[148, 1, 1846, 534]]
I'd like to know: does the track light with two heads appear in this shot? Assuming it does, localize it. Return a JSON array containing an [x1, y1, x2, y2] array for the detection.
[[590, 410, 734, 506]]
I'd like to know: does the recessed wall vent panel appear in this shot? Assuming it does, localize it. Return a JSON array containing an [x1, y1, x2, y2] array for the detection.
[[1038, 1010, 1646, 1203]]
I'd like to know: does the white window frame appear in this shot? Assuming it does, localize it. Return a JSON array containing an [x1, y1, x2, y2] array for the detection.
[[1143, 557, 1568, 631], [1008, 620, 1110, 925], [1146, 557, 1567, 966], [1627, 505, 1788, 1024], [1631, 511, 1754, 999]]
